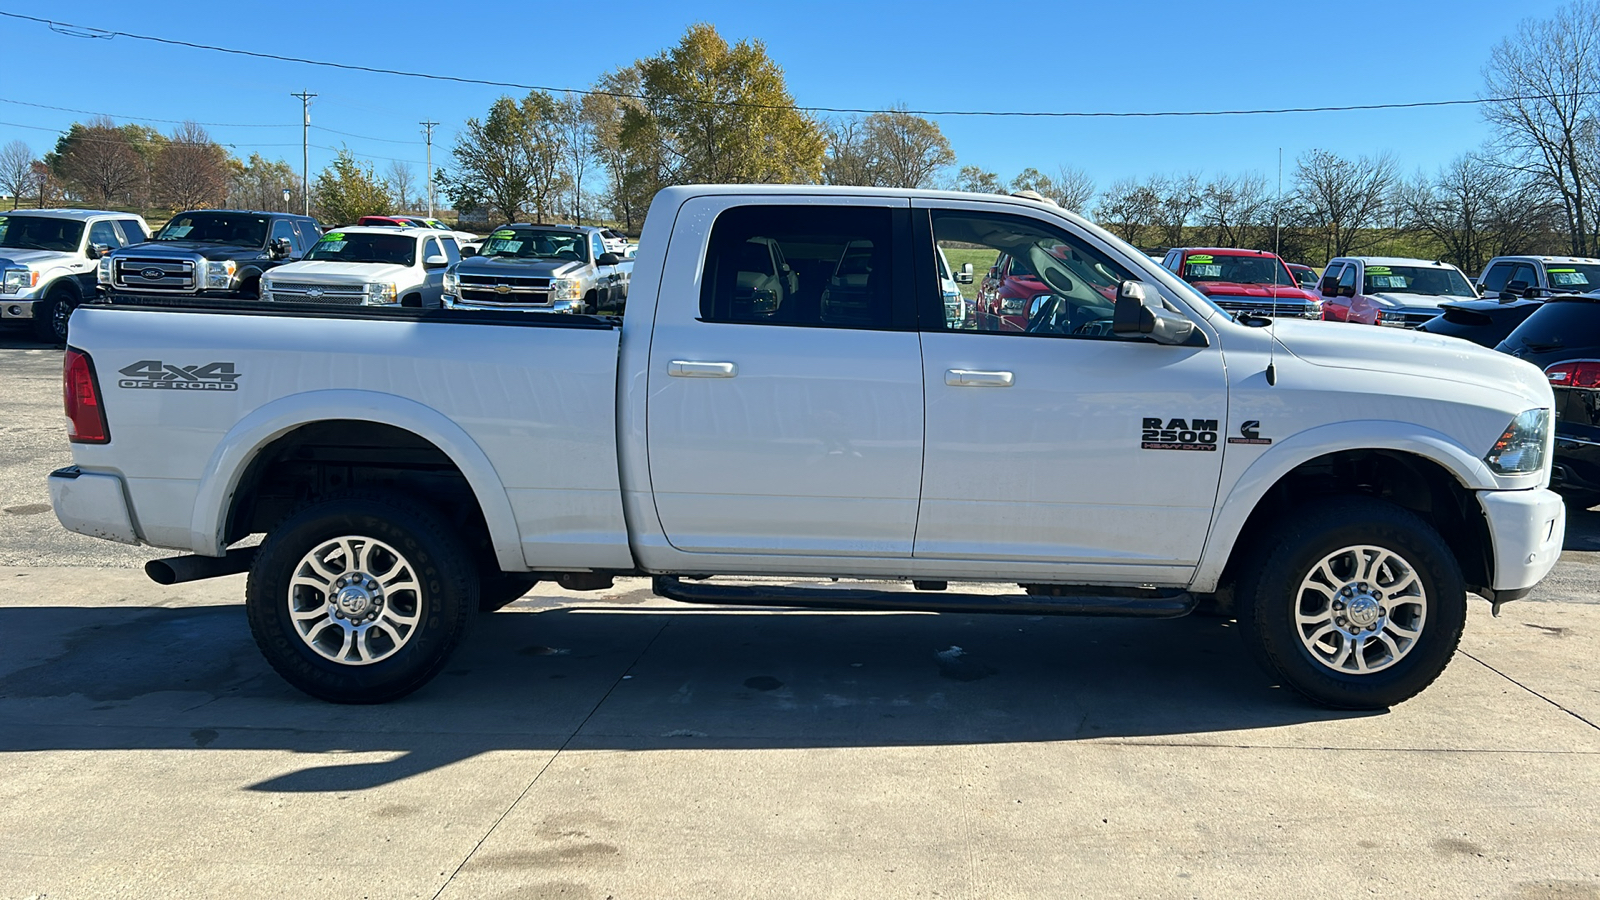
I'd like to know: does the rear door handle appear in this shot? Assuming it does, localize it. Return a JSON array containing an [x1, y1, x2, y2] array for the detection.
[[945, 369, 1014, 387], [669, 360, 738, 378]]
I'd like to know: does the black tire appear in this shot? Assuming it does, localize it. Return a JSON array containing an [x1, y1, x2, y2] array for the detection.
[[583, 291, 598, 315], [1235, 496, 1467, 710], [31, 285, 75, 344], [236, 279, 260, 301], [479, 572, 540, 612], [246, 491, 477, 703]]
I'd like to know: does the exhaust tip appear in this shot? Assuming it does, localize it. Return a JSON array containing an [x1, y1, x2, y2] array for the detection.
[[144, 559, 179, 585]]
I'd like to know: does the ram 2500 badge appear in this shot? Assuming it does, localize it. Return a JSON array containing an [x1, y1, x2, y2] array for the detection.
[[51, 186, 1565, 712]]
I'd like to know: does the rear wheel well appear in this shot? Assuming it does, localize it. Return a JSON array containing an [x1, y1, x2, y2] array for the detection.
[[1217, 450, 1492, 602], [226, 420, 494, 563]]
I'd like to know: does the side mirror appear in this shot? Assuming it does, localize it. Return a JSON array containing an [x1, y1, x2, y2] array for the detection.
[[87, 243, 111, 260], [1501, 279, 1529, 302], [269, 237, 293, 260], [424, 253, 448, 269], [1319, 278, 1338, 295], [1111, 280, 1199, 345], [460, 245, 478, 258], [956, 262, 974, 284], [597, 252, 621, 266], [1338, 283, 1356, 298]]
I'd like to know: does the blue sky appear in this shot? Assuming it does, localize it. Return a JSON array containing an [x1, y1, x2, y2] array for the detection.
[[0, 0, 1571, 198]]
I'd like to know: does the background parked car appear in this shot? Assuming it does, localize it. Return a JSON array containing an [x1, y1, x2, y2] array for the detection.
[[1416, 297, 1544, 347], [1286, 263, 1320, 291], [443, 223, 630, 314], [1318, 257, 1476, 327], [99, 209, 322, 303], [1494, 293, 1600, 509], [1160, 248, 1322, 319], [1476, 255, 1600, 299], [0, 209, 149, 342], [262, 226, 460, 308]]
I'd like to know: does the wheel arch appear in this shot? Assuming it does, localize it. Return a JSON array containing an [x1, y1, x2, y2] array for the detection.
[[1194, 423, 1498, 596], [189, 390, 524, 571]]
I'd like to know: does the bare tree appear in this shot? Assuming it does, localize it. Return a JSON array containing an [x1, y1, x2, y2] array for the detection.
[[386, 161, 415, 211], [230, 154, 302, 212], [1199, 172, 1271, 247], [956, 165, 1003, 194], [557, 92, 595, 223], [1, 140, 33, 210], [1156, 172, 1203, 248], [1094, 177, 1164, 245], [28, 160, 58, 208], [1053, 166, 1095, 213], [1482, 1, 1600, 256], [862, 106, 954, 189], [51, 117, 147, 205], [823, 117, 877, 186], [1294, 150, 1398, 259], [151, 122, 229, 211], [1402, 153, 1558, 273]]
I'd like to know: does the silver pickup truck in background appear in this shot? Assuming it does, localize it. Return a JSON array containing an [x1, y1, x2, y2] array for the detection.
[[443, 223, 630, 314]]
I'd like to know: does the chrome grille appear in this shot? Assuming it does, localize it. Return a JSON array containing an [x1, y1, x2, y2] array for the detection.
[[114, 257, 195, 291], [267, 282, 367, 304], [1213, 298, 1321, 319], [1380, 309, 1443, 328]]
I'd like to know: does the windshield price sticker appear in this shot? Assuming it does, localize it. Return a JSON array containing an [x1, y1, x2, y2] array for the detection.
[[490, 230, 518, 240], [1550, 270, 1590, 285], [1188, 255, 1214, 263], [1366, 266, 1392, 275], [1189, 264, 1223, 277], [1370, 275, 1408, 289], [165, 225, 193, 238], [489, 240, 524, 253]]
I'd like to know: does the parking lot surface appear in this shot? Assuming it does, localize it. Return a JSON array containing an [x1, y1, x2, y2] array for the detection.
[[2, 329, 1598, 898]]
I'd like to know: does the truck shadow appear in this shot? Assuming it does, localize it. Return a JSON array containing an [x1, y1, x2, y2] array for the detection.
[[0, 601, 1371, 792], [1565, 505, 1600, 551]]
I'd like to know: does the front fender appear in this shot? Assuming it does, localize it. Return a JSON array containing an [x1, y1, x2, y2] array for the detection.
[[187, 389, 525, 571], [1189, 420, 1496, 592]]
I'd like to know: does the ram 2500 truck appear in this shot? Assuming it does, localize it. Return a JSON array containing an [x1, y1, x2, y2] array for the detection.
[[50, 186, 1565, 710], [98, 209, 323, 301]]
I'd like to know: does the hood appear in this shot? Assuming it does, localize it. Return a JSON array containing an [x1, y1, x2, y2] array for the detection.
[[1195, 282, 1315, 301], [1269, 318, 1551, 407], [1365, 291, 1471, 310], [0, 248, 83, 268], [458, 256, 584, 278], [265, 260, 412, 283], [129, 241, 264, 261]]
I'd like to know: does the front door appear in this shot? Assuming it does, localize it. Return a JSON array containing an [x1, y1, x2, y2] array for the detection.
[[645, 197, 925, 557], [912, 201, 1229, 584]]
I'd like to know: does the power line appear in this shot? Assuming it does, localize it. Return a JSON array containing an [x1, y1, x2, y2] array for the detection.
[[0, 8, 1569, 120], [311, 124, 419, 144], [0, 96, 291, 127], [0, 118, 302, 148]]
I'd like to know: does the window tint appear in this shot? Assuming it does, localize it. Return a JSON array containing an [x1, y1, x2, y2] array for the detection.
[[930, 210, 1132, 337], [1499, 299, 1600, 350], [115, 219, 148, 244], [439, 236, 461, 263], [1338, 265, 1357, 291], [1320, 263, 1343, 292], [270, 219, 296, 248], [1480, 261, 1514, 293], [699, 204, 899, 330], [591, 233, 606, 260], [88, 220, 123, 249], [1509, 264, 1536, 288]]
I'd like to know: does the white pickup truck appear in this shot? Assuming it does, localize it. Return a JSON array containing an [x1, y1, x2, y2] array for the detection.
[[49, 185, 1566, 709]]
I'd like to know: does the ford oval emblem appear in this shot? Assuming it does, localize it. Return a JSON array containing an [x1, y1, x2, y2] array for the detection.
[[140, 267, 165, 280]]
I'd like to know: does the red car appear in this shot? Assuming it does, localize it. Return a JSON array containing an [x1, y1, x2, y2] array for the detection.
[[357, 215, 427, 228], [974, 245, 1118, 332], [1159, 248, 1323, 319]]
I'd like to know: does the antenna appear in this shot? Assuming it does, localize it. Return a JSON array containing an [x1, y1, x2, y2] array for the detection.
[[1267, 147, 1283, 386]]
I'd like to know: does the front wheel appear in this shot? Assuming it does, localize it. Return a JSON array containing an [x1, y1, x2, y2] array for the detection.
[[31, 287, 75, 344], [246, 492, 477, 703], [1236, 497, 1466, 709]]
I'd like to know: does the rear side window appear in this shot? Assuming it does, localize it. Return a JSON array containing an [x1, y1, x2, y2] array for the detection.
[[699, 205, 901, 330]]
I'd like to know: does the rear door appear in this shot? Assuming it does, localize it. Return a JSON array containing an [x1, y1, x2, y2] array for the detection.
[[645, 197, 925, 557]]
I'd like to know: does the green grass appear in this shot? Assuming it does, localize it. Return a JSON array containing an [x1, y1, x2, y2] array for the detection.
[[941, 247, 999, 301]]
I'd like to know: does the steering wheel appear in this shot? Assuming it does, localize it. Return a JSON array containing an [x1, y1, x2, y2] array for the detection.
[[1025, 294, 1062, 333]]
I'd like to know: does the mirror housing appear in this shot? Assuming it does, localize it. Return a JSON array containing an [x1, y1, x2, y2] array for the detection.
[[597, 252, 621, 266], [1500, 279, 1529, 301], [423, 253, 448, 269], [460, 245, 478, 258], [87, 243, 111, 260], [956, 262, 974, 284], [1111, 280, 1199, 345], [269, 237, 293, 260], [1338, 283, 1356, 298]]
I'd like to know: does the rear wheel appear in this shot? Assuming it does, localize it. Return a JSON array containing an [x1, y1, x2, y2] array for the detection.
[[246, 491, 477, 703], [1236, 497, 1466, 709]]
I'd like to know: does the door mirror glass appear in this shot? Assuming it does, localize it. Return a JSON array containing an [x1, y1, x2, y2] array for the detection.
[[460, 245, 478, 258], [270, 237, 293, 259], [1501, 279, 1529, 301]]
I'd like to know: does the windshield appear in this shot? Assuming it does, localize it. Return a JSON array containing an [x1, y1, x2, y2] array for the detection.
[[0, 215, 84, 252], [1363, 264, 1475, 297], [479, 228, 588, 262], [156, 213, 269, 247], [305, 231, 417, 266], [1183, 254, 1293, 285], [1543, 264, 1600, 292]]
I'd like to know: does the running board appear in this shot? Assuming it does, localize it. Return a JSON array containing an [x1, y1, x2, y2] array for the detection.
[[651, 577, 1195, 618]]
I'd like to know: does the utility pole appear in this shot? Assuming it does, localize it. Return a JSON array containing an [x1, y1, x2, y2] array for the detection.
[[291, 90, 317, 216], [421, 120, 438, 218]]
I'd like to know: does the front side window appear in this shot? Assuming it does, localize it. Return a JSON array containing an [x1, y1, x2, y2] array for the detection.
[[592, 233, 606, 260], [439, 236, 461, 263], [305, 231, 417, 266], [699, 204, 899, 329], [89, 220, 125, 249], [156, 213, 269, 248], [930, 210, 1130, 337], [1480, 261, 1514, 293], [1338, 265, 1357, 293], [1320, 263, 1344, 293], [0, 215, 84, 252], [270, 219, 296, 248], [116, 219, 148, 244]]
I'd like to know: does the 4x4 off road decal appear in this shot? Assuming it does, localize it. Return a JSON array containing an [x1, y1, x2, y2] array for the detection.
[[1227, 419, 1272, 445], [117, 360, 241, 391], [1142, 417, 1218, 451]]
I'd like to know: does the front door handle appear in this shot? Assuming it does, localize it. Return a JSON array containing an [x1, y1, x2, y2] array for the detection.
[[945, 368, 1014, 387], [669, 360, 738, 378]]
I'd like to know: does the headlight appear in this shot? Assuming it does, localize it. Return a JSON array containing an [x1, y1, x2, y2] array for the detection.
[[202, 259, 237, 289], [259, 281, 274, 302], [97, 257, 112, 284], [548, 278, 582, 302], [1302, 299, 1323, 319], [365, 282, 398, 306], [442, 270, 459, 296], [2, 267, 36, 294], [1484, 408, 1551, 475]]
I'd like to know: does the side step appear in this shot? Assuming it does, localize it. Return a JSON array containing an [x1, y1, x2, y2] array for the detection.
[[651, 576, 1194, 618]]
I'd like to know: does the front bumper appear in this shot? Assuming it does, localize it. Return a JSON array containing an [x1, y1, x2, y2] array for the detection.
[[444, 295, 585, 313], [1, 298, 37, 319], [1478, 488, 1566, 596], [48, 466, 140, 545]]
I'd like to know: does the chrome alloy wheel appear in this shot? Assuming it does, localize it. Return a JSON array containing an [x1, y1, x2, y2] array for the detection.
[[1294, 544, 1427, 675], [287, 536, 423, 665]]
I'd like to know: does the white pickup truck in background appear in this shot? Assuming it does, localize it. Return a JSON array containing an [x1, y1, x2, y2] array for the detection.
[[49, 185, 1565, 709]]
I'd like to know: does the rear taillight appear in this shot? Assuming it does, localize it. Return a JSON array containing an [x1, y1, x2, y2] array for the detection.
[[1545, 360, 1600, 389], [63, 347, 109, 444]]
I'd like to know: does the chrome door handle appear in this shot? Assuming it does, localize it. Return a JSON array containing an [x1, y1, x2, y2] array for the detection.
[[945, 369, 1014, 387], [669, 360, 738, 378]]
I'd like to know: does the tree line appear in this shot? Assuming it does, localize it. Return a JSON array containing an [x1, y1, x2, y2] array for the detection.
[[6, 4, 1600, 270]]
